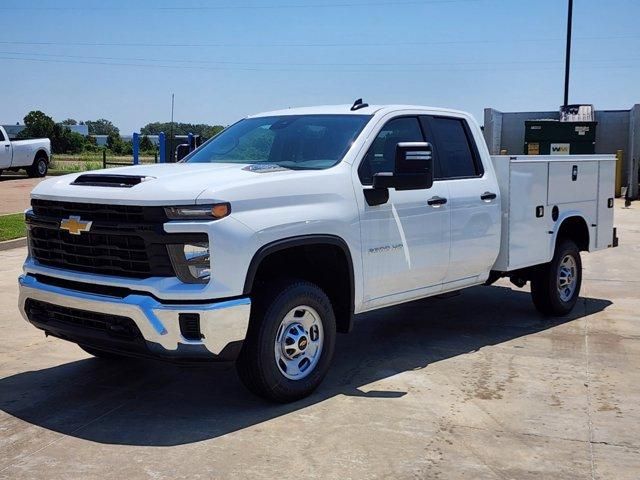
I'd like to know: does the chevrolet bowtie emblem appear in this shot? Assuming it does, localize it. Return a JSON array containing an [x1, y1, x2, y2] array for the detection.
[[60, 216, 93, 235]]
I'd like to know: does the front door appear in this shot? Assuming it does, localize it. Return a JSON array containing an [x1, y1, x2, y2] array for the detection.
[[357, 116, 451, 307]]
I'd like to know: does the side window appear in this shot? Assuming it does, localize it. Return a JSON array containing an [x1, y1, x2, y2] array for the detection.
[[429, 117, 482, 179], [0, 129, 5, 142], [358, 117, 423, 185]]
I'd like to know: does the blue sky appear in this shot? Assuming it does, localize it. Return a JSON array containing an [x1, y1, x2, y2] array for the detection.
[[1, 0, 638, 133]]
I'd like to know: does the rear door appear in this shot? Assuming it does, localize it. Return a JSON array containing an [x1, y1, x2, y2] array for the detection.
[[422, 115, 501, 287], [0, 128, 11, 169]]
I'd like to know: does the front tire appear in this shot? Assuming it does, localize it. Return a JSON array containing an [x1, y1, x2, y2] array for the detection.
[[531, 239, 582, 316], [27, 155, 48, 178], [237, 280, 336, 402]]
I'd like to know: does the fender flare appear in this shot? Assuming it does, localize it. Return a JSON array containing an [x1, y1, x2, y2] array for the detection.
[[33, 149, 49, 163], [549, 213, 591, 260], [242, 234, 355, 332]]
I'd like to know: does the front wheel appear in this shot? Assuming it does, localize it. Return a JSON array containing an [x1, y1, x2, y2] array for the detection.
[[531, 239, 582, 316], [237, 280, 336, 402]]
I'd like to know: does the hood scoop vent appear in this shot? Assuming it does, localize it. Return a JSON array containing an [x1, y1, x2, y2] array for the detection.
[[242, 164, 290, 173], [71, 174, 153, 188]]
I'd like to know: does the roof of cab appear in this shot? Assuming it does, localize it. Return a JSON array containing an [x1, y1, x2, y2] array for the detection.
[[246, 104, 470, 118]]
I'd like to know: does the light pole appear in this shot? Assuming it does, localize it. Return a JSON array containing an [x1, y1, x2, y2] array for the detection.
[[169, 93, 175, 162], [563, 0, 573, 107]]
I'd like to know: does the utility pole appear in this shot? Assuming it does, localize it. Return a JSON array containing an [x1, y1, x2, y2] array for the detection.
[[563, 0, 573, 107], [169, 93, 175, 162]]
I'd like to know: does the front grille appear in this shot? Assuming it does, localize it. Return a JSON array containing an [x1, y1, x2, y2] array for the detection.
[[29, 226, 174, 278], [25, 299, 142, 341], [28, 200, 207, 279], [31, 199, 166, 223]]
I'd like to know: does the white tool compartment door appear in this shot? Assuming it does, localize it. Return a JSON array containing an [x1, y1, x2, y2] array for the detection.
[[596, 161, 615, 249], [548, 161, 598, 204], [508, 162, 550, 270]]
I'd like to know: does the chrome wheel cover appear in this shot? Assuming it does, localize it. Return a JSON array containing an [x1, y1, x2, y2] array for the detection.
[[37, 160, 47, 175], [557, 254, 578, 302], [274, 305, 324, 380]]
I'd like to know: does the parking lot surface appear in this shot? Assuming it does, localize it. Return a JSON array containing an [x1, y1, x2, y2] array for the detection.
[[0, 202, 638, 479], [0, 175, 46, 215]]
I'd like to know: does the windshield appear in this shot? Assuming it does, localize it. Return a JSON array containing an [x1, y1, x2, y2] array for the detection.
[[185, 114, 371, 170]]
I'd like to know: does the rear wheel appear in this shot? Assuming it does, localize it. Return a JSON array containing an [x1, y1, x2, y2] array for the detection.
[[531, 239, 582, 316], [237, 280, 336, 402], [79, 344, 124, 360], [27, 155, 48, 178]]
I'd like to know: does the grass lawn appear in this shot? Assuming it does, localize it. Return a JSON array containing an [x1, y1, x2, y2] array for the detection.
[[0, 213, 26, 241]]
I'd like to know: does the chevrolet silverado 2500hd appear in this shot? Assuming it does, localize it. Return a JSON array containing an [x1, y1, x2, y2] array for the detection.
[[18, 103, 618, 402], [0, 126, 51, 177]]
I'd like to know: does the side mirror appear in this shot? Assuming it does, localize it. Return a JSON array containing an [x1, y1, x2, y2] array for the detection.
[[373, 142, 434, 191]]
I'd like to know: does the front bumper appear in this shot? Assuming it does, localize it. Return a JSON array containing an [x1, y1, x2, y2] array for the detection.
[[18, 274, 251, 362]]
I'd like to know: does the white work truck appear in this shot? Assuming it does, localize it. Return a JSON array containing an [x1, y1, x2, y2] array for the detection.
[[0, 126, 51, 177], [18, 102, 617, 402]]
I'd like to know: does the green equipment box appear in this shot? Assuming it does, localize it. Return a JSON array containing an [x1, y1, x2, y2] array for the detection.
[[524, 120, 597, 155]]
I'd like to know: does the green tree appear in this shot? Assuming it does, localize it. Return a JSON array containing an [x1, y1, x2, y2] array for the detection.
[[19, 110, 97, 154], [106, 132, 123, 154], [106, 133, 132, 155], [86, 118, 120, 136], [20, 110, 56, 139], [139, 135, 155, 153], [57, 130, 86, 154], [61, 118, 78, 125], [141, 122, 224, 139]]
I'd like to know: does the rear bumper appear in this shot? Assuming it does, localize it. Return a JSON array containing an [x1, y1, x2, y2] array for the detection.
[[18, 274, 251, 362]]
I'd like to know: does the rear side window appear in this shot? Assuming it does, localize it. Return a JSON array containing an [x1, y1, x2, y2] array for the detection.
[[0, 129, 4, 141], [429, 117, 482, 179], [358, 117, 424, 185]]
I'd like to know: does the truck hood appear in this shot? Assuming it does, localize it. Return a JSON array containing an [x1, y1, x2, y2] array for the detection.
[[31, 163, 302, 205]]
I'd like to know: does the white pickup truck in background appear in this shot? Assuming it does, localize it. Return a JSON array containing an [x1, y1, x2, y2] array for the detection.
[[0, 125, 51, 177], [17, 102, 618, 402]]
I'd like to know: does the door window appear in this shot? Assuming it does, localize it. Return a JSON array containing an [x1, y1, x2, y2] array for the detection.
[[428, 117, 482, 179], [358, 117, 423, 185]]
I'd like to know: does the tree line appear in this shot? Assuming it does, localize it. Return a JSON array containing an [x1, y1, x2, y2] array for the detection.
[[15, 110, 225, 155]]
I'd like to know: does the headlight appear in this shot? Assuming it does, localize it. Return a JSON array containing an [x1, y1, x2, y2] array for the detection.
[[165, 203, 230, 220], [168, 242, 211, 284]]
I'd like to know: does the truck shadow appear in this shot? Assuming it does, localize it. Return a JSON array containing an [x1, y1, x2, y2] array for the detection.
[[0, 285, 611, 447]]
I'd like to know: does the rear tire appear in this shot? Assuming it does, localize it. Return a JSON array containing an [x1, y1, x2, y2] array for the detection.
[[27, 155, 48, 178], [79, 345, 124, 360], [531, 239, 582, 316], [237, 279, 336, 403]]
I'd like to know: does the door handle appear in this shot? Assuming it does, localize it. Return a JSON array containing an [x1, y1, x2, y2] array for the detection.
[[427, 196, 448, 206], [481, 192, 497, 201]]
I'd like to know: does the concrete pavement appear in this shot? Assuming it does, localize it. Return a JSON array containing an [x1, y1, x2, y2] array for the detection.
[[0, 202, 638, 479]]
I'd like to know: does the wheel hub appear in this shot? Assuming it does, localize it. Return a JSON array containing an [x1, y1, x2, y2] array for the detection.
[[557, 254, 578, 302], [281, 323, 308, 359], [274, 306, 324, 380]]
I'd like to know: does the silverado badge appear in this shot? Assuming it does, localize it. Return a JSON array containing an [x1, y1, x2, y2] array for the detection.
[[60, 216, 93, 235]]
